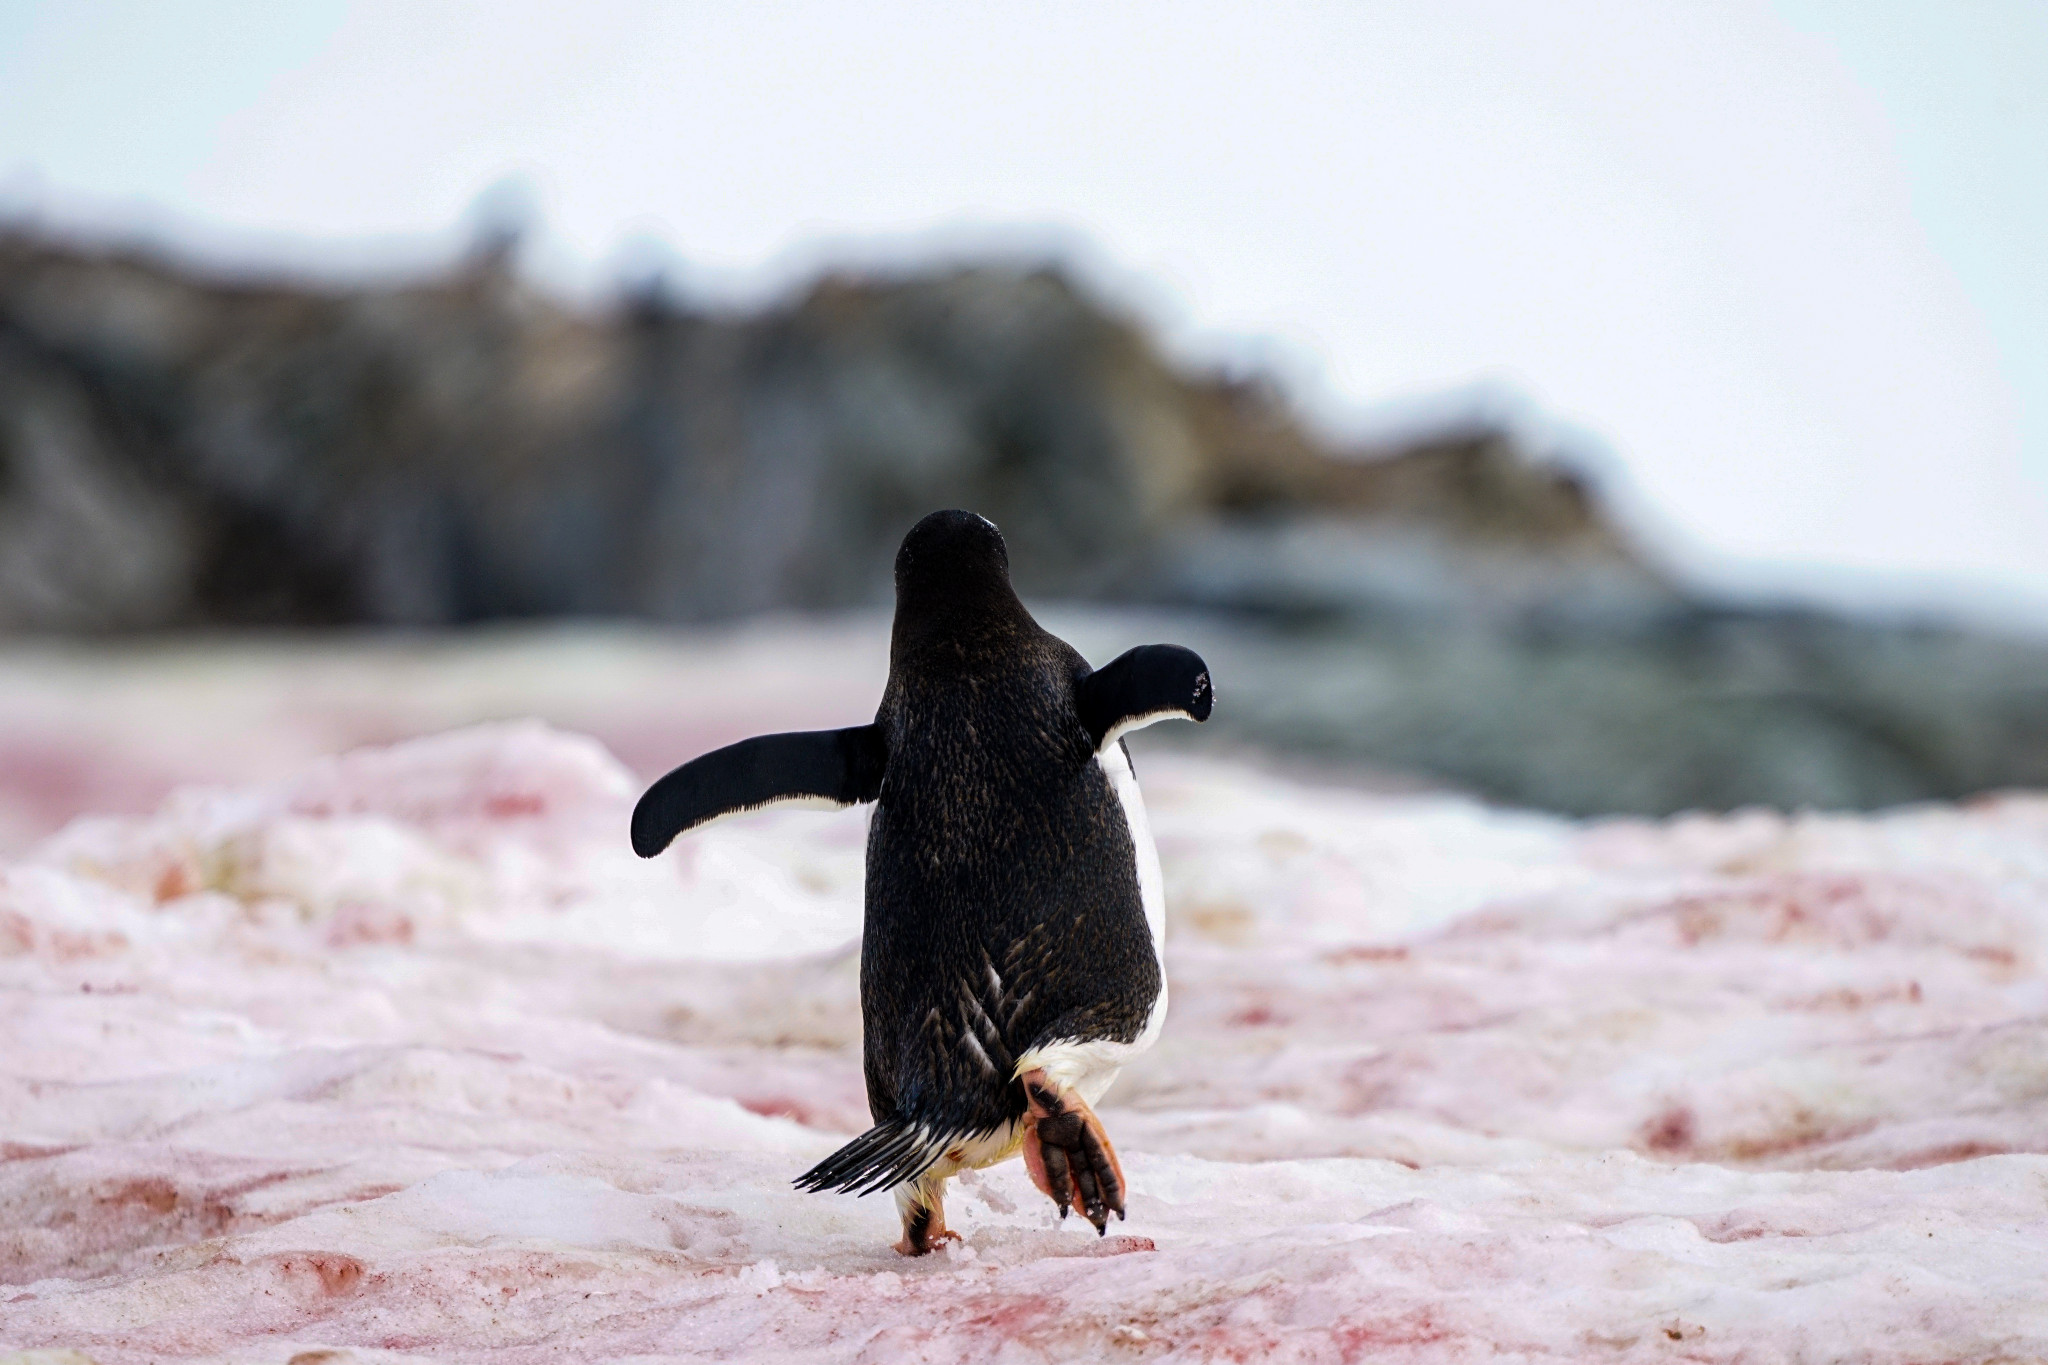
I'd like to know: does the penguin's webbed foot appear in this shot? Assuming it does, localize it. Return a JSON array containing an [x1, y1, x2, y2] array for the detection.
[[894, 1185, 962, 1256], [1019, 1069, 1126, 1234], [894, 1225, 961, 1257]]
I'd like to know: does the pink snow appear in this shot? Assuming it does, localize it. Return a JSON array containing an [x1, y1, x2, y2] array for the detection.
[[4, 709, 2047, 1360]]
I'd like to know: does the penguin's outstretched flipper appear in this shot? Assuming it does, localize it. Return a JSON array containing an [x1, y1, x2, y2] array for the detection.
[[631, 725, 888, 857], [1077, 645, 1213, 749], [1019, 1069, 1127, 1234]]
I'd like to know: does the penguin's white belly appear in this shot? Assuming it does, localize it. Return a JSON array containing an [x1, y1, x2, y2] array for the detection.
[[1011, 740, 1168, 1106]]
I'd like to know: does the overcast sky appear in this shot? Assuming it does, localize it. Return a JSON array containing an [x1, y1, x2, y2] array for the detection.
[[2, 1, 2043, 621]]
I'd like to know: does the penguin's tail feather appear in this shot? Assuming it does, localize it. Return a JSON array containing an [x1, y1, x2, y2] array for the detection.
[[794, 1120, 954, 1197]]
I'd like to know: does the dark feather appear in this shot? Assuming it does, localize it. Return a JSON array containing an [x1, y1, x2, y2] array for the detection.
[[793, 1119, 977, 1197]]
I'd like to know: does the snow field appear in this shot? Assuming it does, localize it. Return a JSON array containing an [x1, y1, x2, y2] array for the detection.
[[2, 721, 2045, 1362]]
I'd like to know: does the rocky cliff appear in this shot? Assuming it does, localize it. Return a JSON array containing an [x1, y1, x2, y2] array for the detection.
[[0, 230, 1665, 630]]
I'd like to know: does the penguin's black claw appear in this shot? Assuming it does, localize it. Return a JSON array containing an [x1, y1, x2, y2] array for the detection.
[[1021, 1070, 1128, 1235], [1038, 1135, 1073, 1220]]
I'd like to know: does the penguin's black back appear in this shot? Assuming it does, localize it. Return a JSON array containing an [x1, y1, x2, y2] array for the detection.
[[859, 511, 1161, 1145]]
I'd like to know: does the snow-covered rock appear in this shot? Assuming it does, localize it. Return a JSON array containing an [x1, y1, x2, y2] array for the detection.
[[2, 723, 2045, 1362]]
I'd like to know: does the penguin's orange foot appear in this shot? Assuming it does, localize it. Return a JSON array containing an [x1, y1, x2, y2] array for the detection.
[[1019, 1068, 1127, 1234], [894, 1225, 961, 1257], [894, 1194, 961, 1256]]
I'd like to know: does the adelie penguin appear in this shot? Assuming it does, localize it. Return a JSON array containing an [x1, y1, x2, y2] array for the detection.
[[631, 509, 1212, 1254]]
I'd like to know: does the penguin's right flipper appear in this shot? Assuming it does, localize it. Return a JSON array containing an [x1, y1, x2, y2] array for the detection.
[[1076, 644, 1214, 749], [631, 724, 887, 856]]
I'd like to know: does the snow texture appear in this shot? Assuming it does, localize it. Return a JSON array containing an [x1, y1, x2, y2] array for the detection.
[[3, 721, 2047, 1362]]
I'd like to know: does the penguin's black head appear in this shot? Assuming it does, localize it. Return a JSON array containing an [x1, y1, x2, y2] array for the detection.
[[895, 508, 1011, 595], [892, 509, 1029, 639]]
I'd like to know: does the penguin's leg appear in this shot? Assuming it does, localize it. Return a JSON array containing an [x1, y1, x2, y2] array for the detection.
[[892, 1170, 962, 1256], [1018, 1069, 1127, 1234]]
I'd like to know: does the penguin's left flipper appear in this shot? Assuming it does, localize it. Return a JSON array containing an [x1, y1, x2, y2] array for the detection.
[[630, 724, 887, 857], [1076, 644, 1213, 749], [1019, 1069, 1127, 1234]]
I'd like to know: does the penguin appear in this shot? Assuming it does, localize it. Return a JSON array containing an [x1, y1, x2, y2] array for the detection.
[[631, 509, 1211, 1254]]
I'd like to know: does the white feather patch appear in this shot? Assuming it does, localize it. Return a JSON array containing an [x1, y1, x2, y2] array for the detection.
[[679, 792, 853, 838], [1099, 707, 1196, 751]]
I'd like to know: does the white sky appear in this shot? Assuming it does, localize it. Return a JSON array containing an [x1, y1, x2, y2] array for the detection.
[[2, 1, 2043, 621]]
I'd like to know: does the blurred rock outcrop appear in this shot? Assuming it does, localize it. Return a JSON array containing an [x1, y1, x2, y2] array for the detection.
[[4, 226, 2048, 816], [0, 230, 1667, 629]]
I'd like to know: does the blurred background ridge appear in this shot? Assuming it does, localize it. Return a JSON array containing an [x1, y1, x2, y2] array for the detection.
[[0, 226, 1668, 631]]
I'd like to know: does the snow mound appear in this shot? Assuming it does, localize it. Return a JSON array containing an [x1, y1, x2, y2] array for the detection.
[[27, 721, 868, 961], [3, 724, 2046, 1362]]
